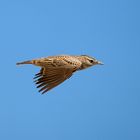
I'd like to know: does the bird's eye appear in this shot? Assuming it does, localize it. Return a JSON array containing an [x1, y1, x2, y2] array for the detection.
[[89, 60, 94, 63]]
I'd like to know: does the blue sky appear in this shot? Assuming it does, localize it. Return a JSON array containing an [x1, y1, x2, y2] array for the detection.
[[0, 0, 140, 140]]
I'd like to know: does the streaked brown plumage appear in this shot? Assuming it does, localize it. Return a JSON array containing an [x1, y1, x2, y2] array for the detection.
[[17, 55, 103, 94]]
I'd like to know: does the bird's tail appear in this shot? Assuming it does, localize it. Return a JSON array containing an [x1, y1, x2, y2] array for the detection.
[[16, 60, 34, 65]]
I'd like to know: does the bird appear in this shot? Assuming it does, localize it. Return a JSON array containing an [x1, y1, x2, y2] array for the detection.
[[16, 55, 103, 94]]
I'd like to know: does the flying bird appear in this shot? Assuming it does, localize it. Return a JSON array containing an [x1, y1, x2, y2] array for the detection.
[[17, 55, 103, 94]]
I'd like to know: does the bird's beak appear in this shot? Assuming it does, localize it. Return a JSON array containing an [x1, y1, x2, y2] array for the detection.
[[97, 61, 104, 65]]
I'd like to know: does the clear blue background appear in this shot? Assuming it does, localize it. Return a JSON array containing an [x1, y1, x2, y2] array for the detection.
[[0, 0, 140, 140]]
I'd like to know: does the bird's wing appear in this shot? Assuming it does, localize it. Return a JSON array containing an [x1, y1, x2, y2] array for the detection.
[[34, 67, 74, 94], [52, 56, 82, 69]]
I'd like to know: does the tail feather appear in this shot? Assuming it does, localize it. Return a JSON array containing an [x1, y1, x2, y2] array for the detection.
[[16, 60, 33, 65]]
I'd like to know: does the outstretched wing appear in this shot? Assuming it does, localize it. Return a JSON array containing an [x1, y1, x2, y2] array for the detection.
[[34, 67, 74, 94]]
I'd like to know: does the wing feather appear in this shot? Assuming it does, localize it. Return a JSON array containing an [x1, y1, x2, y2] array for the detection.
[[34, 68, 73, 94]]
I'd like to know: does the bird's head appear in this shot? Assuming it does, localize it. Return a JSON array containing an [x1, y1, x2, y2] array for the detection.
[[79, 55, 103, 70]]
